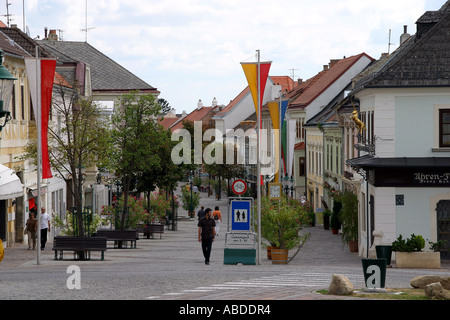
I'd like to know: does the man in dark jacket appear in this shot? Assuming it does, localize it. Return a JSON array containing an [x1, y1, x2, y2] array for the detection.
[[197, 206, 205, 220], [198, 208, 216, 265]]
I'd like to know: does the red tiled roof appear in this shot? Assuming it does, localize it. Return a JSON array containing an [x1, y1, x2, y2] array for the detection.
[[171, 106, 213, 131], [288, 53, 373, 109], [271, 76, 295, 94], [159, 116, 180, 130]]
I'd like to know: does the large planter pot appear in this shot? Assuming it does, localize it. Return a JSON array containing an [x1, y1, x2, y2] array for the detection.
[[395, 251, 441, 269], [331, 228, 339, 235], [361, 258, 387, 289], [271, 248, 289, 264], [376, 245, 392, 266], [348, 240, 358, 252]]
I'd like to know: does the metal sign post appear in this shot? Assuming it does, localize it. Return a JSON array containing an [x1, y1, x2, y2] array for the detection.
[[224, 197, 256, 265]]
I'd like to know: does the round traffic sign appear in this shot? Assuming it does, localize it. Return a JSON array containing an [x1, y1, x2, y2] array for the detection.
[[232, 179, 247, 195]]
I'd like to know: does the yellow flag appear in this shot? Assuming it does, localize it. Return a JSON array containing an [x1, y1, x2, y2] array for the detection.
[[0, 239, 4, 263], [241, 62, 272, 116]]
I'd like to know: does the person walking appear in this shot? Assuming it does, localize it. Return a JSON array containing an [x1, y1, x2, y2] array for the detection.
[[198, 208, 215, 265], [212, 206, 222, 237], [197, 206, 205, 220], [40, 207, 51, 250], [25, 211, 38, 250]]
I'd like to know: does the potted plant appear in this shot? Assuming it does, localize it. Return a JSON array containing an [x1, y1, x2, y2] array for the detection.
[[260, 195, 310, 264], [392, 234, 441, 268], [180, 185, 200, 218], [340, 191, 359, 252], [330, 200, 342, 234]]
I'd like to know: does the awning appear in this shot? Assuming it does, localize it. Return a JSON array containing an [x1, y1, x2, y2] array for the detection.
[[0, 165, 23, 200], [347, 156, 450, 187], [347, 156, 450, 170]]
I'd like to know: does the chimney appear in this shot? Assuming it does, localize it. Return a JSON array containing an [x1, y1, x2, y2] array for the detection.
[[48, 29, 58, 41], [297, 78, 303, 85], [329, 59, 340, 69], [323, 65, 329, 71], [197, 99, 203, 110], [44, 27, 48, 39], [212, 97, 217, 107], [400, 25, 411, 46]]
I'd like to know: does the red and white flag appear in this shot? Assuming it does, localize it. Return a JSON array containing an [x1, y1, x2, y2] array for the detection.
[[25, 58, 56, 179]]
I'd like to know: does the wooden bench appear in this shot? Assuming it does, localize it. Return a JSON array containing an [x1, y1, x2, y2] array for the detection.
[[143, 224, 165, 239], [95, 230, 138, 248], [52, 236, 107, 261]]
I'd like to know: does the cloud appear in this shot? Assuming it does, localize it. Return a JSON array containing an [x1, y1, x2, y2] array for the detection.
[[9, 0, 440, 112]]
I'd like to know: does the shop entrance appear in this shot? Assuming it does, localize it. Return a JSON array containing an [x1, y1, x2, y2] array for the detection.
[[436, 200, 450, 260]]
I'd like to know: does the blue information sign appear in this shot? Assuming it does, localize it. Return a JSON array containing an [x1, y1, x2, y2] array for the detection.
[[230, 200, 251, 231]]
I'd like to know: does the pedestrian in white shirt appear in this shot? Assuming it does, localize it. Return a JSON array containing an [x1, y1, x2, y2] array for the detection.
[[40, 207, 50, 250]]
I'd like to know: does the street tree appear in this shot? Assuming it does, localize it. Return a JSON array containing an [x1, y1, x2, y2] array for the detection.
[[158, 98, 171, 115], [108, 91, 163, 231], [20, 82, 110, 238], [136, 128, 187, 229]]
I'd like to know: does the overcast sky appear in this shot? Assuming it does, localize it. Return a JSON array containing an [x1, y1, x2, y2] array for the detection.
[[4, 0, 447, 113]]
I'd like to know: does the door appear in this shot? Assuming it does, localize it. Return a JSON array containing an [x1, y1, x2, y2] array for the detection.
[[436, 200, 450, 260]]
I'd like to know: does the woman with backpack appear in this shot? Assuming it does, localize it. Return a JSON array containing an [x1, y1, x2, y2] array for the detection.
[[212, 206, 222, 237]]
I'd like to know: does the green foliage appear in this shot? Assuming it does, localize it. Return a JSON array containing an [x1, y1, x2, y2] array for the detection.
[[331, 200, 342, 230], [53, 209, 103, 236], [180, 184, 200, 213], [340, 191, 359, 243], [108, 92, 165, 230], [392, 234, 425, 252], [428, 239, 446, 252], [101, 195, 150, 229], [18, 84, 111, 237], [150, 191, 179, 220], [260, 195, 310, 250]]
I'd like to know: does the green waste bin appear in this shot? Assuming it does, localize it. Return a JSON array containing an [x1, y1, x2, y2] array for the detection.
[[361, 258, 387, 289], [376, 245, 392, 266]]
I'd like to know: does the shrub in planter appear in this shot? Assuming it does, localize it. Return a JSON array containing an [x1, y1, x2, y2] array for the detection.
[[330, 200, 342, 233], [340, 191, 359, 251], [391, 234, 425, 252], [392, 234, 440, 269], [260, 195, 310, 250]]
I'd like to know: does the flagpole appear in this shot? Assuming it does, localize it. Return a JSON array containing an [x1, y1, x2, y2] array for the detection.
[[279, 98, 282, 184], [256, 49, 261, 265], [35, 46, 42, 265]]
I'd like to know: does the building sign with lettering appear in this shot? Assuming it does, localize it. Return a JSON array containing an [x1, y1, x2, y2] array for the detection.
[[414, 172, 450, 185], [371, 168, 450, 187]]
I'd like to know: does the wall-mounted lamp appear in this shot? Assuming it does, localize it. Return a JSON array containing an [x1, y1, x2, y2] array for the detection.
[[0, 49, 17, 132]]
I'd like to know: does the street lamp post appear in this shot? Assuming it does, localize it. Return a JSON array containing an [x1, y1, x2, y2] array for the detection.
[[282, 173, 289, 197], [189, 172, 193, 217], [290, 175, 294, 198], [264, 175, 270, 195]]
